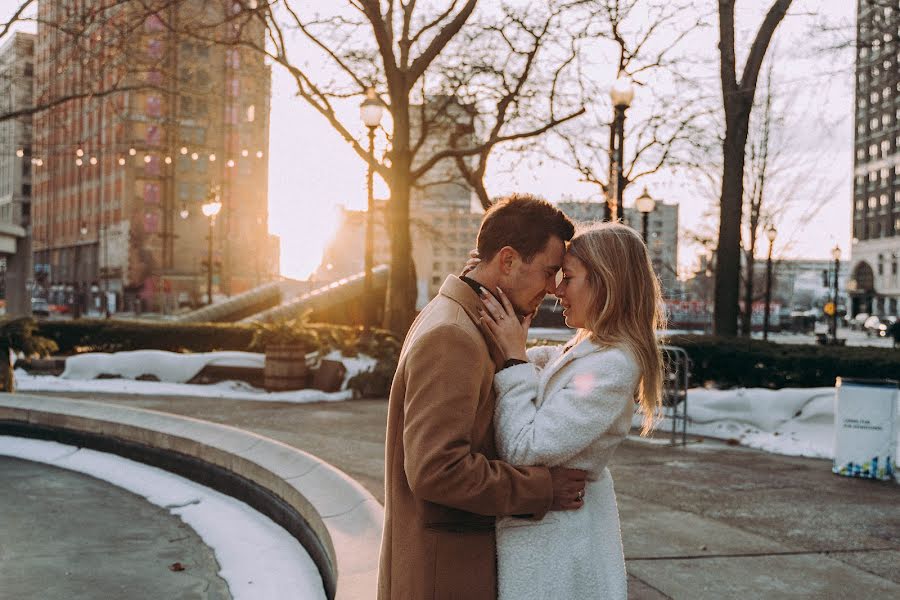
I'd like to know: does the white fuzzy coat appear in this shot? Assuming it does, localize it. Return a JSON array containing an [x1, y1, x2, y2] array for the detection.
[[493, 338, 639, 600]]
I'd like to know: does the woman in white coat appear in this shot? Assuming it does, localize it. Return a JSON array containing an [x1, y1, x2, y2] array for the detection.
[[476, 222, 665, 599]]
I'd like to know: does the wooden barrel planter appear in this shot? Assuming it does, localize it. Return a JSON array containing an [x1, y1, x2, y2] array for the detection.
[[264, 344, 309, 391]]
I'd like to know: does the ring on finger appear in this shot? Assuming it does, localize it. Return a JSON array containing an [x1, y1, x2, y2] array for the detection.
[[576, 490, 584, 501]]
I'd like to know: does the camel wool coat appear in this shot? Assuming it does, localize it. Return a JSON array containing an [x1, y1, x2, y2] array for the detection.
[[378, 275, 554, 600]]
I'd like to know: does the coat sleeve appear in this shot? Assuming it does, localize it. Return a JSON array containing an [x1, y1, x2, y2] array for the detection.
[[525, 344, 560, 370], [402, 324, 553, 518], [493, 349, 638, 467]]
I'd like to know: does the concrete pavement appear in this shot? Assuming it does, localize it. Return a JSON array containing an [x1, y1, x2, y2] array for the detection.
[[16, 391, 900, 599], [0, 456, 230, 600]]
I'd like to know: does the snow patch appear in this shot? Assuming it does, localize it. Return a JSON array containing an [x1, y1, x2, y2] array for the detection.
[[0, 436, 326, 600], [16, 349, 383, 404], [639, 386, 900, 462]]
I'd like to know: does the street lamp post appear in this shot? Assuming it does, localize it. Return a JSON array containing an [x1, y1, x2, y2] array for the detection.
[[831, 245, 841, 343], [634, 187, 656, 243], [608, 77, 634, 222], [360, 87, 384, 331], [763, 225, 777, 341], [201, 192, 223, 307]]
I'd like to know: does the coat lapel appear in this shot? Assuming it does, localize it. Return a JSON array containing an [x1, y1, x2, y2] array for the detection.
[[438, 275, 506, 370], [536, 337, 598, 408]]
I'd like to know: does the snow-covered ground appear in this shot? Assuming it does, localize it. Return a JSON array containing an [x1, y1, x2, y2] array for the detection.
[[16, 349, 377, 404], [0, 436, 326, 600], [636, 387, 838, 459]]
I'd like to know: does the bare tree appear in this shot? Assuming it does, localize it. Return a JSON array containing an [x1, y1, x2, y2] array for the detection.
[[551, 0, 710, 211], [739, 59, 775, 336], [446, 2, 587, 209], [713, 0, 794, 337], [187, 0, 590, 333]]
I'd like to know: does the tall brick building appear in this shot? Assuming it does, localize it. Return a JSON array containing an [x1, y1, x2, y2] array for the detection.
[[31, 0, 277, 313], [850, 0, 900, 317]]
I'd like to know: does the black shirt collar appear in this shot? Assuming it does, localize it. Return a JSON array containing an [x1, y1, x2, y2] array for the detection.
[[460, 275, 500, 303]]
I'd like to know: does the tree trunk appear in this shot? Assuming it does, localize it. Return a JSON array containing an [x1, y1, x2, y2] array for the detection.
[[0, 342, 14, 393], [714, 105, 751, 337], [385, 99, 417, 335]]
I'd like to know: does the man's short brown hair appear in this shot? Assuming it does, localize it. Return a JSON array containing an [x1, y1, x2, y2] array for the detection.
[[476, 194, 575, 263]]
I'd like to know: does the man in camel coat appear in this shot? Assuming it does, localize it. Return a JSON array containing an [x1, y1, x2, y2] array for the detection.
[[378, 195, 587, 600]]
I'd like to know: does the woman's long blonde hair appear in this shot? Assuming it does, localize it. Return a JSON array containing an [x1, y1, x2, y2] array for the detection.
[[566, 222, 666, 435]]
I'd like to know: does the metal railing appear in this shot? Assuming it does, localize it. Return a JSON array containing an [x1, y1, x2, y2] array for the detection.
[[661, 345, 690, 445]]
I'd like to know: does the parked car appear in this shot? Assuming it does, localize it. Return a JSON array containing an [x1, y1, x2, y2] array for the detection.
[[849, 312, 870, 331], [863, 315, 897, 337], [30, 298, 50, 318]]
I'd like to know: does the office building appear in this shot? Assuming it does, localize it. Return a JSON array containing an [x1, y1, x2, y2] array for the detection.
[[30, 1, 277, 313], [0, 32, 35, 316], [850, 0, 900, 316]]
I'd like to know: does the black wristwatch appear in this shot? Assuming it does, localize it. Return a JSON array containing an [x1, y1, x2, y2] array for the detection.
[[499, 358, 528, 371]]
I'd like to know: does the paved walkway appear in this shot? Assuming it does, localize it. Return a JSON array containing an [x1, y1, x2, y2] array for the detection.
[[21, 392, 900, 599], [0, 455, 230, 600]]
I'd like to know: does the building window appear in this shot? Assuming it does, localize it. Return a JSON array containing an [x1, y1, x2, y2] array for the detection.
[[144, 182, 161, 205], [146, 125, 162, 146], [147, 39, 164, 59], [145, 14, 165, 32], [144, 211, 159, 233], [148, 157, 162, 176]]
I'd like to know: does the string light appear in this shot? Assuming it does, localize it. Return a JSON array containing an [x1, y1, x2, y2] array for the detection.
[[209, 153, 216, 162], [117, 157, 125, 165], [143, 155, 152, 163], [75, 158, 83, 166], [226, 159, 235, 168], [241, 149, 248, 157], [129, 148, 136, 156], [89, 156, 97, 165], [191, 152, 199, 160], [256, 150, 263, 158], [164, 156, 172, 164], [16, 149, 24, 158], [180, 147, 188, 154], [76, 148, 84, 157]]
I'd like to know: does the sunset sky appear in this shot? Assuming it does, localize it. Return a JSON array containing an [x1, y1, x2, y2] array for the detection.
[[2, 1, 857, 280]]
